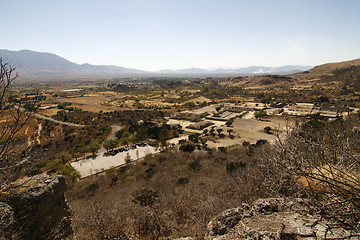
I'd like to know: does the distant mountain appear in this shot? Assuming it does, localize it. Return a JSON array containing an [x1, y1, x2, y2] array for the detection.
[[0, 49, 312, 81], [158, 65, 312, 75], [0, 49, 146, 79], [158, 68, 211, 74]]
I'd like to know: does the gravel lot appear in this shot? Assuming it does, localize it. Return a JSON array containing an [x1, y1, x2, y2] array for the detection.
[[70, 145, 158, 178]]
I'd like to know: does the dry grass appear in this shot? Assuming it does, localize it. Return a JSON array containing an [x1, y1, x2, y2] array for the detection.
[[67, 147, 266, 239], [56, 94, 120, 112]]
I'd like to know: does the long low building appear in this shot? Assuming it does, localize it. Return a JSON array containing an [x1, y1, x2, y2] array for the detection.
[[205, 110, 248, 121]]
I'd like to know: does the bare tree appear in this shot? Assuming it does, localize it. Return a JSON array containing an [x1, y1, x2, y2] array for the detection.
[[258, 114, 360, 230], [0, 58, 36, 162]]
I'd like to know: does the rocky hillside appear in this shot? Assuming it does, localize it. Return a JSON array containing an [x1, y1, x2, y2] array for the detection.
[[307, 58, 360, 75], [223, 57, 360, 104], [205, 198, 360, 240], [0, 173, 74, 240]]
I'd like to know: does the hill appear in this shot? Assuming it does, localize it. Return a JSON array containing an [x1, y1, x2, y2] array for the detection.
[[0, 49, 146, 80], [222, 57, 360, 104], [308, 58, 360, 74]]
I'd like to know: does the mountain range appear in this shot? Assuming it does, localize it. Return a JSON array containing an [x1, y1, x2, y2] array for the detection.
[[0, 49, 312, 80]]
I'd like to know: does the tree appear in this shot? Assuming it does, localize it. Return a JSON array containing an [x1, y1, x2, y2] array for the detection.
[[179, 142, 195, 153], [210, 126, 216, 136], [225, 119, 233, 127], [260, 97, 271, 105], [0, 59, 36, 162], [72, 151, 81, 161], [136, 149, 139, 159], [254, 109, 268, 120], [216, 128, 223, 136], [227, 129, 234, 137], [103, 139, 119, 152], [121, 137, 129, 146], [264, 126, 272, 134], [259, 114, 360, 230], [159, 127, 169, 148], [188, 133, 199, 143], [203, 129, 208, 136], [199, 137, 208, 149], [125, 152, 132, 164], [88, 141, 100, 156]]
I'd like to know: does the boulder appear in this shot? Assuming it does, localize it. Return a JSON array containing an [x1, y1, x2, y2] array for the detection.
[[0, 173, 74, 239], [206, 198, 360, 240]]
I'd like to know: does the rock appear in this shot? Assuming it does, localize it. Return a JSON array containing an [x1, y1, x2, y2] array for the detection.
[[205, 198, 360, 240], [0, 173, 74, 240], [207, 207, 244, 236]]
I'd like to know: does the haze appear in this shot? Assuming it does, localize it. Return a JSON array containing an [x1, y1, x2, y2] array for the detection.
[[3, 0, 360, 71]]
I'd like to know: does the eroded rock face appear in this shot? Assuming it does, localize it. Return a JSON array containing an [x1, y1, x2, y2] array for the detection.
[[206, 198, 360, 240], [0, 173, 74, 240]]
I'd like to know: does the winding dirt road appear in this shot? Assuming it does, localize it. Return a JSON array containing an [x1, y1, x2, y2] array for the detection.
[[16, 106, 85, 127]]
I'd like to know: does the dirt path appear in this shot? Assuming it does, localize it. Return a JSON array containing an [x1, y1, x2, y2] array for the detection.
[[15, 106, 85, 127], [36, 123, 42, 145]]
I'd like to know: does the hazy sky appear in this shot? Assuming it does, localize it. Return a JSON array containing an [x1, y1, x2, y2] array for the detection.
[[3, 0, 360, 71]]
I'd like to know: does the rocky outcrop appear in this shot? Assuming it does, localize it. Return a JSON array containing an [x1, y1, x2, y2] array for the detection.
[[0, 173, 74, 240], [206, 198, 360, 240]]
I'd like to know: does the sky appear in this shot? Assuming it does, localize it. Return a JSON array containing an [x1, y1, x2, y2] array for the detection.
[[2, 0, 360, 71]]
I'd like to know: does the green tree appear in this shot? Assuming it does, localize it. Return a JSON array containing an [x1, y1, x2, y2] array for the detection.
[[88, 141, 100, 156], [72, 151, 81, 161], [56, 151, 72, 164], [103, 139, 119, 152], [260, 97, 271, 105], [254, 109, 268, 120], [203, 129, 209, 136], [184, 102, 196, 108], [121, 137, 129, 146], [159, 127, 169, 148], [179, 142, 195, 153], [225, 119, 234, 127], [125, 152, 132, 164], [128, 135, 137, 144], [264, 126, 272, 134]]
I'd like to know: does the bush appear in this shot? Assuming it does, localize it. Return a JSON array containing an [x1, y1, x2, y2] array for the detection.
[[256, 139, 267, 146], [188, 160, 201, 172], [264, 126, 272, 134], [177, 177, 189, 185], [46, 159, 80, 181], [258, 113, 360, 230], [179, 142, 195, 153], [132, 189, 159, 207], [226, 161, 246, 174], [82, 183, 99, 194], [254, 109, 268, 120]]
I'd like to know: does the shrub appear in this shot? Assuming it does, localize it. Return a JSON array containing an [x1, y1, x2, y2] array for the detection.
[[188, 160, 201, 172], [82, 182, 99, 194], [179, 142, 195, 153], [254, 109, 268, 120], [177, 177, 189, 185], [264, 126, 272, 134], [226, 161, 246, 174], [132, 189, 159, 207]]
